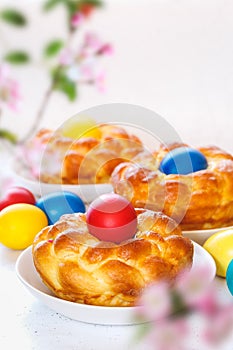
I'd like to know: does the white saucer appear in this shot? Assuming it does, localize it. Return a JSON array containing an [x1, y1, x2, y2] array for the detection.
[[15, 243, 216, 325], [183, 226, 233, 246]]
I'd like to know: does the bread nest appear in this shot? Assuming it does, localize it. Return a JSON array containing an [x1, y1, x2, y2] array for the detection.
[[111, 143, 233, 230], [32, 208, 193, 307], [25, 124, 144, 184]]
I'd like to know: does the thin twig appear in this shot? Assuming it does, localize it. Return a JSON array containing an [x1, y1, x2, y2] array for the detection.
[[19, 83, 54, 143]]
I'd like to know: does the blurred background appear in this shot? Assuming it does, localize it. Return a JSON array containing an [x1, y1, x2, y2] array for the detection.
[[1, 0, 233, 151]]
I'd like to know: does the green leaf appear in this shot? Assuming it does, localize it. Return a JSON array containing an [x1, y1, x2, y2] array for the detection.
[[4, 51, 30, 65], [65, 1, 77, 16], [53, 71, 77, 101], [0, 9, 27, 26], [0, 129, 17, 144], [44, 40, 64, 57], [80, 0, 103, 7], [57, 78, 77, 101], [43, 0, 64, 11]]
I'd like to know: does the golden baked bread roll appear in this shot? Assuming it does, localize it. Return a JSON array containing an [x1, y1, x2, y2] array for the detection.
[[32, 208, 193, 307], [24, 124, 144, 184], [111, 143, 233, 230]]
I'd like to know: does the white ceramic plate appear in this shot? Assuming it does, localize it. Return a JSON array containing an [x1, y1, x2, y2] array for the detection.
[[11, 161, 113, 203], [14, 175, 113, 203], [16, 243, 216, 325], [183, 226, 233, 246]]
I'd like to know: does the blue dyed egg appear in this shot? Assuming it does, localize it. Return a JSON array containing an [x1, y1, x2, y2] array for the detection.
[[36, 191, 85, 225], [226, 259, 233, 296], [159, 147, 208, 175]]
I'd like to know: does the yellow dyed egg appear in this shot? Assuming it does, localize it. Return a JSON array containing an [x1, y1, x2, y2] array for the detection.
[[61, 115, 101, 140], [203, 229, 233, 277], [0, 203, 48, 250]]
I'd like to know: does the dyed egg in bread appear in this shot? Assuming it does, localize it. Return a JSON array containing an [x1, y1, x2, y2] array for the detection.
[[36, 191, 85, 225], [86, 193, 137, 243], [0, 203, 48, 250], [226, 260, 233, 295], [203, 229, 233, 277], [159, 147, 208, 175], [61, 115, 101, 140]]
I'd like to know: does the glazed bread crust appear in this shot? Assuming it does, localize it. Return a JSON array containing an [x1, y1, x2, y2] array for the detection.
[[28, 124, 143, 184], [32, 208, 193, 307], [111, 144, 233, 230]]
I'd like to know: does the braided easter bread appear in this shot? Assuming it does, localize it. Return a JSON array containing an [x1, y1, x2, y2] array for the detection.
[[32, 208, 193, 307], [25, 124, 143, 185], [111, 143, 233, 230]]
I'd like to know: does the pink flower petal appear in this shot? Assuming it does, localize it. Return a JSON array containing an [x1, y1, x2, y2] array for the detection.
[[83, 32, 103, 52], [59, 48, 75, 66], [95, 71, 106, 93], [97, 44, 114, 56], [0, 63, 21, 111], [136, 281, 172, 322], [202, 304, 233, 345], [71, 12, 84, 28], [175, 266, 215, 307], [144, 318, 190, 350]]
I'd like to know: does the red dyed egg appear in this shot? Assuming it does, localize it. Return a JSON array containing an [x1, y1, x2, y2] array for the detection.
[[0, 186, 36, 211], [86, 194, 137, 243]]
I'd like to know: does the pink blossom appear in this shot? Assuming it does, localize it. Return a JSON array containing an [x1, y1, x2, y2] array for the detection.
[[83, 32, 103, 52], [17, 132, 66, 181], [67, 59, 108, 93], [79, 59, 96, 81], [175, 266, 215, 308], [136, 266, 233, 349], [202, 304, 233, 346], [81, 32, 112, 57], [59, 33, 113, 92], [144, 319, 189, 350], [97, 43, 114, 56], [0, 64, 21, 111], [59, 48, 75, 66], [191, 284, 220, 316], [67, 61, 107, 93], [65, 59, 96, 84], [137, 281, 172, 322], [17, 139, 47, 179], [71, 12, 84, 28], [95, 70, 106, 93]]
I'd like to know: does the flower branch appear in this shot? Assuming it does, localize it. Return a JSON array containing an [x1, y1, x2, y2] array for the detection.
[[0, 0, 112, 145], [134, 266, 233, 349]]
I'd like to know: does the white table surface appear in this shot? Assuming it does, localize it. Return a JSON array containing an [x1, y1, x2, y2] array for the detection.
[[0, 244, 233, 350]]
